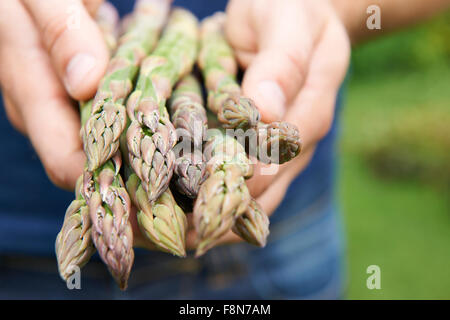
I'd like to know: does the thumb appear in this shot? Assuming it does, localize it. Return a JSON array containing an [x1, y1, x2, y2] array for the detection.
[[241, 10, 316, 122], [82, 0, 105, 17], [242, 46, 312, 123], [22, 0, 109, 101]]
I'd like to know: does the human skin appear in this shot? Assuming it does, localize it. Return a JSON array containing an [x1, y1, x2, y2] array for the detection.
[[0, 0, 448, 249], [188, 0, 450, 247], [0, 0, 107, 189], [224, 0, 450, 219]]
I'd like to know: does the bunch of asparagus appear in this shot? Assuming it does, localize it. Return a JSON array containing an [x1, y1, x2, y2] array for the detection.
[[55, 0, 301, 290]]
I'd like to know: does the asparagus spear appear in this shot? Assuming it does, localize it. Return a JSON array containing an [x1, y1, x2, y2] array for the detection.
[[198, 13, 260, 130], [59, 103, 134, 289], [126, 8, 199, 202], [122, 117, 187, 258], [169, 75, 208, 198], [55, 176, 95, 281], [126, 174, 187, 257], [82, 153, 133, 290], [232, 198, 270, 247], [55, 3, 120, 282], [173, 150, 207, 199], [194, 130, 253, 256], [75, 2, 167, 290], [82, 0, 170, 171], [81, 0, 172, 290], [198, 13, 302, 164], [123, 116, 187, 257], [169, 75, 207, 149]]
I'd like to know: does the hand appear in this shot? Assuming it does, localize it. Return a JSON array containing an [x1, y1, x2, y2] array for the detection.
[[0, 0, 108, 190], [193, 0, 449, 249], [225, 0, 350, 218], [179, 0, 351, 250]]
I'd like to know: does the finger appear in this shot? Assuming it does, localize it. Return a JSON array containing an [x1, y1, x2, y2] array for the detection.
[[240, 0, 323, 122], [256, 147, 315, 216], [83, 0, 104, 16], [22, 0, 109, 101], [246, 20, 349, 198], [96, 2, 119, 30], [0, 1, 84, 189], [247, 146, 315, 199], [186, 229, 197, 250], [246, 162, 289, 198], [186, 228, 242, 250], [225, 0, 257, 53], [23, 90, 85, 190], [217, 231, 242, 245], [95, 1, 120, 51], [255, 173, 290, 216], [233, 49, 255, 69], [185, 213, 198, 250], [282, 19, 350, 149], [118, 13, 134, 36], [1, 94, 26, 134]]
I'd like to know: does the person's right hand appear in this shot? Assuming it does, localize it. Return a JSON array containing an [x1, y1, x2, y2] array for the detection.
[[0, 0, 108, 190]]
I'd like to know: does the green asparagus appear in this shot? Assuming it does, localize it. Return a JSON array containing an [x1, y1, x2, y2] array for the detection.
[[169, 75, 208, 198], [127, 174, 187, 257], [126, 8, 199, 202], [55, 177, 95, 281], [232, 199, 270, 247], [56, 4, 120, 283], [82, 0, 170, 171], [80, 3, 164, 289], [198, 13, 302, 164], [194, 129, 253, 256], [78, 95, 135, 290], [198, 13, 260, 130]]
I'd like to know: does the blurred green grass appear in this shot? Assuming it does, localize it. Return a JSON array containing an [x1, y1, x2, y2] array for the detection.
[[338, 12, 450, 299]]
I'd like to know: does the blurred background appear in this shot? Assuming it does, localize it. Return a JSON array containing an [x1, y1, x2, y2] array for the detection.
[[339, 11, 450, 299]]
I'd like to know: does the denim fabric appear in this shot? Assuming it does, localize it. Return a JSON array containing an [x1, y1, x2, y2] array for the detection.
[[0, 0, 346, 299], [0, 194, 344, 300], [0, 93, 345, 299]]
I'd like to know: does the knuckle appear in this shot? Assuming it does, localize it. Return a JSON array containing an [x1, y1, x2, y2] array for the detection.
[[269, 48, 309, 94], [284, 48, 309, 80], [41, 13, 70, 53], [83, 0, 103, 16], [285, 48, 308, 72]]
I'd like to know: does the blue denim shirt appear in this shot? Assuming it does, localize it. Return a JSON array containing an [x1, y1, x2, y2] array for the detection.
[[0, 0, 345, 299]]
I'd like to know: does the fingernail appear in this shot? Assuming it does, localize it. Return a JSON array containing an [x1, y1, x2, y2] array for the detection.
[[64, 53, 97, 95], [256, 81, 286, 120]]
